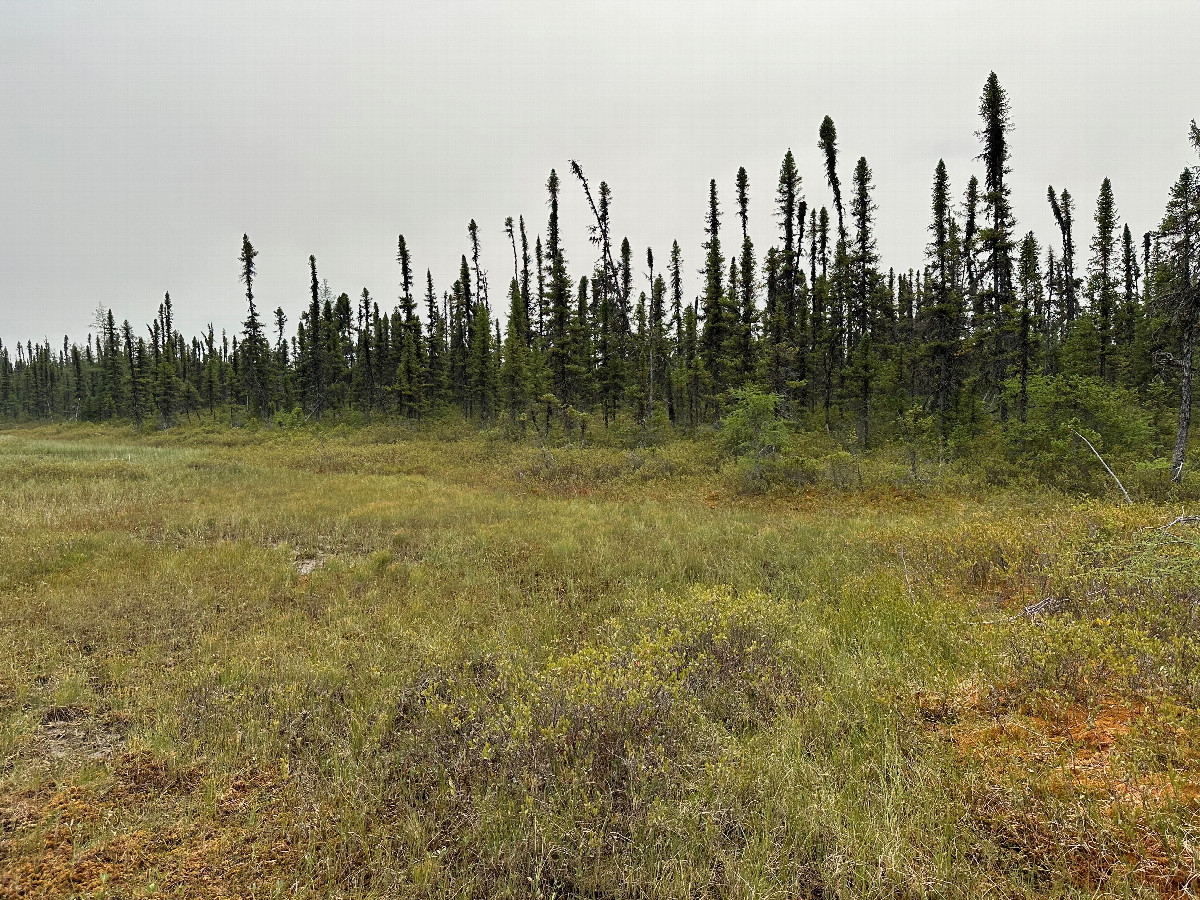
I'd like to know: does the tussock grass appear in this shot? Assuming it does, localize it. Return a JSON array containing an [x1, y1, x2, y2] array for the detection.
[[1, 424, 1198, 897]]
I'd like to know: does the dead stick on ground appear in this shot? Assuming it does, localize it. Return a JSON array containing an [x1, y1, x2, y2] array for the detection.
[[971, 595, 1069, 626], [1160, 514, 1200, 531], [1069, 427, 1132, 505]]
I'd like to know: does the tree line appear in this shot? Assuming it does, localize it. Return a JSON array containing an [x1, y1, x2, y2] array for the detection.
[[3, 74, 1198, 481]]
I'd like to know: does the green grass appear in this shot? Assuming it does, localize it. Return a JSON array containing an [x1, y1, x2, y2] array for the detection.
[[1, 423, 1198, 897]]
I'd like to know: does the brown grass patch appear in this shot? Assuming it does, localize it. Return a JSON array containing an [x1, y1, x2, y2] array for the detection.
[[951, 697, 1200, 807], [922, 685, 1200, 893], [0, 759, 297, 900]]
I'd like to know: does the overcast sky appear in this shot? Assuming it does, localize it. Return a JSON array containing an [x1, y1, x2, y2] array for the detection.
[[1, 0, 1197, 346]]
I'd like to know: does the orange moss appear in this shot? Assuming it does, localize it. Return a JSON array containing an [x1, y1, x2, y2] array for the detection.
[[0, 758, 297, 900], [934, 692, 1200, 894]]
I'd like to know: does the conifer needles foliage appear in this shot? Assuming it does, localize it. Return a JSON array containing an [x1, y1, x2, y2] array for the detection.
[[2, 77, 1198, 482]]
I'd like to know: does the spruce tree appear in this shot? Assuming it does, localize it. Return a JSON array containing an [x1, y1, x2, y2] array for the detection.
[[201, 325, 219, 418], [1117, 223, 1143, 383], [505, 216, 519, 284], [1048, 186, 1078, 322], [122, 320, 145, 426], [850, 158, 879, 342], [395, 236, 423, 416], [238, 235, 271, 417], [468, 219, 488, 311], [1043, 246, 1059, 374], [565, 275, 594, 411], [1088, 178, 1120, 380], [519, 216, 533, 346], [595, 262, 618, 424], [776, 151, 801, 330], [423, 270, 444, 405], [847, 157, 880, 447], [307, 255, 325, 419], [817, 207, 831, 280], [648, 262, 667, 420], [500, 277, 530, 421], [761, 246, 786, 394], [963, 176, 981, 319], [618, 236, 633, 356], [545, 169, 572, 402], [924, 160, 962, 444], [449, 263, 471, 407], [100, 308, 122, 418], [571, 171, 623, 421], [273, 307, 289, 407], [666, 240, 684, 423], [818, 116, 846, 242], [352, 288, 375, 410], [700, 178, 729, 404], [324, 291, 351, 409], [133, 338, 153, 424], [682, 300, 701, 426], [466, 295, 494, 419], [0, 344, 8, 419], [977, 73, 1017, 419], [793, 198, 810, 404], [1016, 232, 1042, 422], [535, 236, 547, 340], [735, 167, 757, 379], [826, 236, 852, 429]]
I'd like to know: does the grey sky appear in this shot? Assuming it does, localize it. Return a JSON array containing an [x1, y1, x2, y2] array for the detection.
[[1, 0, 1196, 346]]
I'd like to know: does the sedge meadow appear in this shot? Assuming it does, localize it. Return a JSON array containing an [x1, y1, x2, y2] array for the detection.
[[1, 420, 1198, 897]]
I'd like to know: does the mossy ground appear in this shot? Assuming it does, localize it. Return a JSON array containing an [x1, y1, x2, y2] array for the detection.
[[1, 423, 1198, 897]]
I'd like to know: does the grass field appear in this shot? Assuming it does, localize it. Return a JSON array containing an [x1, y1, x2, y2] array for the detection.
[[1, 422, 1199, 898]]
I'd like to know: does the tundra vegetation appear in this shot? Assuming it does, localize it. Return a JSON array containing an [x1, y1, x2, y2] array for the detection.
[[2, 73, 1200, 897], [1, 419, 1199, 897]]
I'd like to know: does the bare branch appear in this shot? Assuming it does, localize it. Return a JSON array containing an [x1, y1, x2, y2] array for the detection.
[[1161, 514, 1200, 530], [972, 595, 1070, 626], [1068, 427, 1132, 505]]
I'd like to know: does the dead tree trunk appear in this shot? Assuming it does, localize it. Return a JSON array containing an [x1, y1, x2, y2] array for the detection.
[[1172, 323, 1195, 483]]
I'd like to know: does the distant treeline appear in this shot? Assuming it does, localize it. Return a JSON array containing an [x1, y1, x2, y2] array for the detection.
[[2, 74, 1198, 481]]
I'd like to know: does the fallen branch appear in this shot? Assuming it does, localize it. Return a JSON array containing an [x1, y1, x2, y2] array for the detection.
[[1069, 427, 1132, 505], [972, 596, 1070, 626], [1019, 596, 1068, 620], [1154, 512, 1200, 547], [1160, 514, 1200, 531]]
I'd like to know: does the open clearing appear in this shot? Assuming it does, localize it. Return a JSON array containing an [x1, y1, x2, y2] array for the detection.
[[2, 424, 1199, 898]]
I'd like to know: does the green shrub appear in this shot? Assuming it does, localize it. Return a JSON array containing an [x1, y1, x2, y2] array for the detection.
[[379, 586, 806, 887], [1001, 375, 1154, 494], [720, 388, 789, 492]]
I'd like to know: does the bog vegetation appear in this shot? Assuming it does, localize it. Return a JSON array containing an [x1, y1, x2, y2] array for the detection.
[[2, 72, 1200, 897], [1, 422, 1199, 897]]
